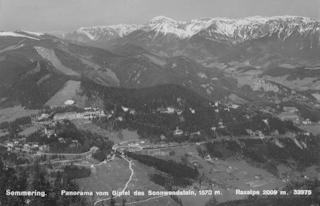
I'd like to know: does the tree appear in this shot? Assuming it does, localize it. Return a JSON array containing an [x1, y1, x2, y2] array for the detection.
[[122, 198, 126, 206], [110, 193, 116, 206], [204, 197, 217, 206]]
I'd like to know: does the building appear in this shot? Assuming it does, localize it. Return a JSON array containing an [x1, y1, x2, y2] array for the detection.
[[58, 137, 66, 143], [302, 119, 311, 125], [23, 143, 31, 150], [204, 155, 211, 161], [7, 142, 13, 147], [38, 113, 50, 121], [173, 127, 183, 136], [64, 100, 75, 106], [230, 104, 239, 109], [283, 107, 298, 113], [159, 107, 175, 114]]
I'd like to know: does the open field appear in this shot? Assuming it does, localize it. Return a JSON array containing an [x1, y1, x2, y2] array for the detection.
[[45, 80, 81, 107], [19, 126, 38, 136], [302, 166, 320, 179], [146, 143, 287, 203], [121, 129, 140, 142], [0, 106, 39, 123], [124, 160, 179, 205], [299, 123, 320, 135], [72, 119, 140, 143], [76, 157, 179, 206], [0, 130, 8, 137], [77, 157, 131, 199], [35, 47, 79, 76]]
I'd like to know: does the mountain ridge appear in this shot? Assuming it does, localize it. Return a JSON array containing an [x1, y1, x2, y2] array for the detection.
[[47, 15, 320, 43]]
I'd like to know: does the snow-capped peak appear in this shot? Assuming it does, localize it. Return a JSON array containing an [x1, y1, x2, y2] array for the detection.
[[76, 24, 142, 40], [0, 31, 39, 40], [46, 15, 320, 44], [150, 16, 177, 23], [197, 15, 319, 44], [17, 30, 45, 37]]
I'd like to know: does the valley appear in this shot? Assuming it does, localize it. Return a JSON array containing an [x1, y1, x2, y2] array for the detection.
[[0, 12, 320, 206]]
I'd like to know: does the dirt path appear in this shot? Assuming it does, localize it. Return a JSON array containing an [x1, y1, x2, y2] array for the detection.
[[93, 154, 134, 206]]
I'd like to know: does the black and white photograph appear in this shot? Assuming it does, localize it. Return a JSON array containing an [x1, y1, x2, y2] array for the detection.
[[0, 0, 320, 205]]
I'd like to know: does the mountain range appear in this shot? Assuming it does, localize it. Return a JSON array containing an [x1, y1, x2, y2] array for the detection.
[[49, 15, 320, 63], [49, 16, 320, 91], [0, 15, 320, 120]]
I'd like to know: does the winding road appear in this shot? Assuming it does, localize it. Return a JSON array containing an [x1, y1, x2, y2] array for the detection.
[[93, 154, 134, 206]]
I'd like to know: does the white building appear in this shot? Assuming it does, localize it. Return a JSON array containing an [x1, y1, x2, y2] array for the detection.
[[173, 127, 183, 136], [64, 100, 75, 106]]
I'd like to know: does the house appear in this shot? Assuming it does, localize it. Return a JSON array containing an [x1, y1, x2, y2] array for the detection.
[[38, 113, 49, 121], [283, 107, 298, 113], [58, 138, 66, 143], [72, 140, 79, 144], [44, 128, 55, 137], [129, 110, 136, 115], [7, 142, 14, 148], [176, 110, 183, 115], [173, 127, 183, 136], [39, 145, 48, 151], [159, 107, 175, 114], [303, 132, 310, 136], [23, 143, 31, 150], [246, 129, 255, 136], [121, 106, 129, 112], [160, 135, 166, 140], [204, 155, 211, 161], [32, 143, 39, 148], [230, 104, 239, 109], [191, 131, 201, 135], [302, 119, 311, 125]]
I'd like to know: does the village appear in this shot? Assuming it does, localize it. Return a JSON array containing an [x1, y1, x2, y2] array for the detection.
[[2, 99, 108, 154], [3, 98, 318, 156]]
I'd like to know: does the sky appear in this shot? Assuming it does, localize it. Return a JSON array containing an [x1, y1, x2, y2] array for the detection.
[[0, 0, 319, 32]]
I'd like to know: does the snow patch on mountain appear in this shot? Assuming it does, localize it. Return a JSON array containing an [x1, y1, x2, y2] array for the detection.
[[76, 24, 142, 40], [19, 31, 45, 37], [0, 32, 39, 40]]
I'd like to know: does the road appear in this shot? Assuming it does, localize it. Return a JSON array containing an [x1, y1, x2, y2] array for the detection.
[[93, 153, 134, 206]]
